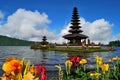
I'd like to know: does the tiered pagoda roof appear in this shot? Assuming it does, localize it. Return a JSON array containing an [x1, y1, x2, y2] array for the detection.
[[63, 7, 88, 45], [41, 36, 48, 45]]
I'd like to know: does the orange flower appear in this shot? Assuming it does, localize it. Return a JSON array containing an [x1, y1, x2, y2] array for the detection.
[[30, 64, 36, 74], [2, 57, 21, 74]]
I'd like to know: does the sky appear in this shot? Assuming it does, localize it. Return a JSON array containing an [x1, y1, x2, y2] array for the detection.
[[0, 0, 120, 44]]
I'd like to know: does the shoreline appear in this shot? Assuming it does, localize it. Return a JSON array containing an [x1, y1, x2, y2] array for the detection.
[[47, 46, 112, 53]]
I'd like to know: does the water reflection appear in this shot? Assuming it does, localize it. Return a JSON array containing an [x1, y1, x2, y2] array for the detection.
[[0, 46, 120, 75]]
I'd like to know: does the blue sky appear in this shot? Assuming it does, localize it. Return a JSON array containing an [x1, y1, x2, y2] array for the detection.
[[0, 0, 120, 44]]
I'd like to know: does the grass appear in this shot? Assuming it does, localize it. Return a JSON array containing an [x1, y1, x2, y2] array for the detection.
[[48, 47, 111, 53]]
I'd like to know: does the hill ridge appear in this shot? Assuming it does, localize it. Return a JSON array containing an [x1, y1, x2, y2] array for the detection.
[[0, 35, 35, 46]]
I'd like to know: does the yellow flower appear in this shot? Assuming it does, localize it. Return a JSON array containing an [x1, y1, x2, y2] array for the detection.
[[65, 60, 73, 68], [79, 59, 87, 64], [96, 56, 102, 65], [112, 56, 120, 61], [22, 72, 35, 80], [2, 57, 21, 74], [100, 63, 109, 72], [90, 72, 101, 78], [55, 65, 62, 71]]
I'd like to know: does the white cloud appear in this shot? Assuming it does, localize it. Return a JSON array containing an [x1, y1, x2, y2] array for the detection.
[[0, 9, 119, 44], [81, 18, 113, 44], [0, 8, 58, 42], [59, 17, 113, 44]]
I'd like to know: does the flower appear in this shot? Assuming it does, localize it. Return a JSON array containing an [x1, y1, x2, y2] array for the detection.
[[2, 57, 21, 74], [96, 56, 102, 65], [70, 56, 81, 67], [22, 72, 35, 80], [100, 63, 109, 72], [41, 66, 46, 74], [41, 74, 47, 80], [36, 64, 41, 75], [55, 65, 62, 71], [70, 56, 81, 63], [65, 60, 73, 68], [90, 72, 101, 78], [1, 57, 48, 80], [30, 64, 35, 74], [79, 59, 87, 64], [112, 56, 120, 61]]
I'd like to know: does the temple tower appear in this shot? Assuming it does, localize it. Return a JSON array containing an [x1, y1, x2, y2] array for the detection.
[[41, 36, 48, 45], [63, 7, 88, 45]]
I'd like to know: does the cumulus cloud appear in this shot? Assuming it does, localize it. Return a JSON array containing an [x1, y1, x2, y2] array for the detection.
[[0, 8, 58, 42], [81, 18, 113, 44], [0, 9, 119, 44], [59, 17, 113, 44]]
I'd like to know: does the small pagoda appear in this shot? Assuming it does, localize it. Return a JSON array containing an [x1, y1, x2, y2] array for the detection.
[[63, 7, 88, 45], [40, 36, 48, 45]]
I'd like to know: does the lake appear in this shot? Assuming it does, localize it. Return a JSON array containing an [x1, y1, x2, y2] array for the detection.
[[0, 46, 120, 77]]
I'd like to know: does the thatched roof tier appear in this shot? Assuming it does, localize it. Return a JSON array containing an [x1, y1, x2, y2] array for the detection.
[[63, 34, 88, 39], [71, 19, 80, 22], [70, 26, 81, 28], [62, 7, 88, 45], [41, 36, 48, 45], [69, 29, 83, 33], [71, 22, 80, 25]]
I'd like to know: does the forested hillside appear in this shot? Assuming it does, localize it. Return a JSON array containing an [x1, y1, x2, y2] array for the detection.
[[109, 40, 120, 46], [0, 35, 35, 46]]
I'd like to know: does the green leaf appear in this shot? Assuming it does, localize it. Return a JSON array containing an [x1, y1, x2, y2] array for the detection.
[[23, 60, 30, 75]]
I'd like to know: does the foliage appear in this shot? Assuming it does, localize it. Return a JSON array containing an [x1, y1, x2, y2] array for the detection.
[[1, 55, 120, 80], [0, 35, 35, 46], [55, 56, 120, 80], [0, 57, 47, 80], [109, 40, 120, 46], [48, 48, 110, 53]]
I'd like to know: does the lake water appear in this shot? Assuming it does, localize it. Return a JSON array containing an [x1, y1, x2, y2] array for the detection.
[[0, 46, 120, 76]]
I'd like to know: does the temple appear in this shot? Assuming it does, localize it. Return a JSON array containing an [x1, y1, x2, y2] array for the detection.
[[63, 7, 88, 45], [40, 36, 48, 45]]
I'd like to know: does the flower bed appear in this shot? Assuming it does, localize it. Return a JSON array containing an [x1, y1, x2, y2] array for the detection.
[[0, 57, 47, 80], [0, 56, 120, 80], [54, 56, 120, 80]]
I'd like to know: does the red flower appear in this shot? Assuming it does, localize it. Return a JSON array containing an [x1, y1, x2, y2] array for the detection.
[[36, 64, 41, 75], [36, 64, 47, 80], [41, 66, 46, 74], [70, 56, 81, 63], [41, 74, 47, 80]]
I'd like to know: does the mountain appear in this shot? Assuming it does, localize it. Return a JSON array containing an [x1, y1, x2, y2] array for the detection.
[[0, 35, 36, 46]]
